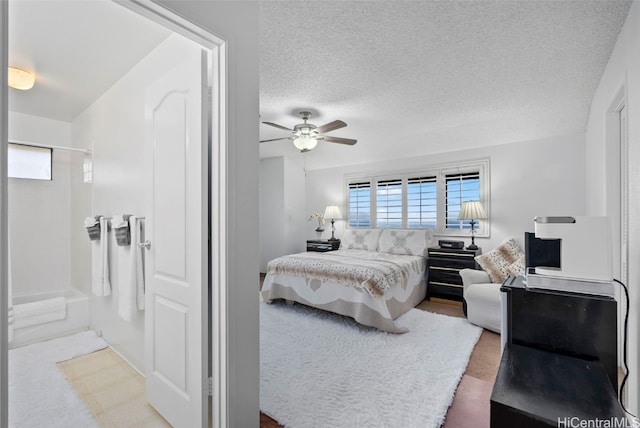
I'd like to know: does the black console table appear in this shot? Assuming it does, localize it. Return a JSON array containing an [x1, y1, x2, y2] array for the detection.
[[492, 277, 624, 427]]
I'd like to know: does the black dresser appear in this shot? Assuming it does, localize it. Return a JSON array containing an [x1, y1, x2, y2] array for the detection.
[[427, 246, 481, 301]]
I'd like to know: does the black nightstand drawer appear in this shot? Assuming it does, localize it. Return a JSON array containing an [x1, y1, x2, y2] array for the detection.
[[307, 239, 341, 252], [428, 267, 465, 285], [429, 256, 476, 270], [427, 246, 481, 301]]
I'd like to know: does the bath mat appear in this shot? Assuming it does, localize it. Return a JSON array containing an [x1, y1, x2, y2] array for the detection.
[[9, 330, 107, 427], [260, 300, 483, 428], [59, 347, 170, 427]]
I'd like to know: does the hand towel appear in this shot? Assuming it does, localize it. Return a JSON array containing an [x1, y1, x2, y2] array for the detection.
[[113, 214, 132, 246], [132, 216, 145, 311], [118, 216, 145, 321], [91, 216, 111, 296], [85, 215, 101, 241]]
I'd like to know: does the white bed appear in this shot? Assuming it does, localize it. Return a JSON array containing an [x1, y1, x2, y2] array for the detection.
[[261, 229, 434, 333]]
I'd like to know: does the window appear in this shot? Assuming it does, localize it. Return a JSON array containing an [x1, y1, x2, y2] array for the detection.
[[83, 154, 93, 184], [348, 182, 371, 227], [8, 143, 52, 180], [445, 172, 480, 230], [345, 159, 489, 236], [376, 179, 402, 228], [407, 176, 437, 229]]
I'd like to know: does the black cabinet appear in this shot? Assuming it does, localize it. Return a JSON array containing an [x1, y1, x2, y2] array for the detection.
[[307, 239, 340, 252], [427, 247, 481, 301], [491, 278, 623, 427]]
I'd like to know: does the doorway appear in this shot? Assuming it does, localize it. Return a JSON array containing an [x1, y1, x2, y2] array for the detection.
[[1, 1, 227, 426], [605, 88, 628, 404]]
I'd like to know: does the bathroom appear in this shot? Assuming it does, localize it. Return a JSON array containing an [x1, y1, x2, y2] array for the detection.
[[7, 0, 213, 424]]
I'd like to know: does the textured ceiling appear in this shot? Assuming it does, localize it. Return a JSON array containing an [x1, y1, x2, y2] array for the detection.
[[8, 0, 170, 122], [259, 0, 632, 170]]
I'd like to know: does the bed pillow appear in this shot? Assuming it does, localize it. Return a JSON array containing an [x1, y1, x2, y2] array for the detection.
[[475, 238, 524, 283], [339, 229, 382, 251], [378, 229, 434, 257]]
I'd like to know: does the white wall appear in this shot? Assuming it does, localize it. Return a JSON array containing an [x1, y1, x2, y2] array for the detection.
[[259, 156, 306, 272], [585, 0, 640, 413], [71, 34, 194, 372], [154, 2, 260, 427], [260, 158, 284, 272], [305, 133, 586, 251], [8, 112, 74, 298]]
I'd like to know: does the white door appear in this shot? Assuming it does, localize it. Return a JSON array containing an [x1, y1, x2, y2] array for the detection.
[[144, 44, 208, 427]]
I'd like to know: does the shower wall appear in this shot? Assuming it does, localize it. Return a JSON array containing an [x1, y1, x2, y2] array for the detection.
[[8, 112, 73, 298]]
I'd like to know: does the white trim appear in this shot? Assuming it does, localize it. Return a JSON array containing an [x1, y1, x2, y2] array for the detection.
[[0, 0, 8, 425], [209, 40, 229, 428]]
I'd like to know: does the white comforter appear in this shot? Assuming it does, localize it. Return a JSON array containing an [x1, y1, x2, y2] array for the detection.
[[261, 249, 427, 333], [266, 249, 425, 297]]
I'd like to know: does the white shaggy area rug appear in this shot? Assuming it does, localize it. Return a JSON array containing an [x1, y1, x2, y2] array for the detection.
[[260, 301, 483, 428], [9, 330, 108, 428]]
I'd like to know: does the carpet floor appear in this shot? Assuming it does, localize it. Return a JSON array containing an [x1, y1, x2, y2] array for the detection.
[[260, 297, 502, 428], [260, 300, 483, 428]]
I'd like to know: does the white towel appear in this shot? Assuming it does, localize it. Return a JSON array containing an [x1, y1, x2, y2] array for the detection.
[[111, 214, 127, 229], [84, 216, 98, 227], [118, 216, 145, 321], [13, 297, 67, 329], [91, 216, 111, 296]]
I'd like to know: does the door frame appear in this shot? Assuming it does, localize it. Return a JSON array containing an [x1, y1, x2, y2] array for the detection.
[[0, 1, 229, 426], [1, 0, 9, 425], [115, 2, 229, 426]]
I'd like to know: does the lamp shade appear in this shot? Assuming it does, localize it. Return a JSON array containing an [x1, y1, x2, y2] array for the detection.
[[457, 201, 487, 220], [323, 205, 342, 220], [293, 135, 317, 152]]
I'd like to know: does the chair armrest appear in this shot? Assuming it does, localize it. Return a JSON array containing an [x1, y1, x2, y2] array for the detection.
[[459, 269, 491, 292]]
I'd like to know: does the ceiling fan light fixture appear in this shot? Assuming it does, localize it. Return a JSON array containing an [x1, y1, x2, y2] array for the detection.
[[293, 135, 317, 152], [8, 66, 36, 90]]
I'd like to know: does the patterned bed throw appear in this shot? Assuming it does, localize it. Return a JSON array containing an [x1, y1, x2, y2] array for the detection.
[[266, 250, 425, 297]]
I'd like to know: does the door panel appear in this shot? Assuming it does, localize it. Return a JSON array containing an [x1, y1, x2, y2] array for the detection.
[[145, 43, 207, 428]]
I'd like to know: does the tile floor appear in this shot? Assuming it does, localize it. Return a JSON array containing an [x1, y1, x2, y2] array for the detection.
[[57, 348, 170, 427]]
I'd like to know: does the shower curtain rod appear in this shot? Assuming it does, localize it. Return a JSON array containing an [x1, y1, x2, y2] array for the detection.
[[9, 139, 91, 154]]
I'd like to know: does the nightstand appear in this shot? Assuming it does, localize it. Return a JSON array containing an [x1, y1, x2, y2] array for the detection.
[[306, 239, 341, 252], [427, 246, 481, 301]]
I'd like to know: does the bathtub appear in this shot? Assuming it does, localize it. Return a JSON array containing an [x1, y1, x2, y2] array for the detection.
[[10, 288, 90, 348]]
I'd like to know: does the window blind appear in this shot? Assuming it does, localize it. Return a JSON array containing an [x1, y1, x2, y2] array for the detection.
[[376, 179, 402, 228], [445, 172, 480, 229], [407, 176, 437, 229], [348, 181, 371, 227]]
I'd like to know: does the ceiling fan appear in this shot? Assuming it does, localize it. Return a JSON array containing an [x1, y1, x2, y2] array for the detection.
[[260, 111, 357, 152]]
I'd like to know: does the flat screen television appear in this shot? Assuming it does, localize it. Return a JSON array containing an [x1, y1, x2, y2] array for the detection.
[[524, 232, 561, 269]]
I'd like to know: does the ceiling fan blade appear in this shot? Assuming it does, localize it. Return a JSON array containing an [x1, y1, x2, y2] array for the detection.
[[323, 136, 357, 145], [316, 120, 346, 134], [260, 137, 292, 143], [262, 121, 293, 132]]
